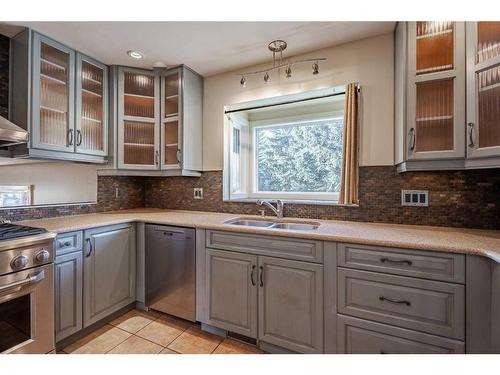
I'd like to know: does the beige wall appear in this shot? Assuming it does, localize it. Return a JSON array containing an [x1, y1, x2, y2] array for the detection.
[[0, 161, 97, 206], [202, 32, 395, 170]]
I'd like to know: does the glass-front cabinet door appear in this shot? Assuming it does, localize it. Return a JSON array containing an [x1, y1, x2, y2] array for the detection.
[[75, 54, 108, 156], [31, 33, 75, 152], [466, 22, 500, 159], [117, 67, 160, 169], [160, 69, 182, 169], [407, 22, 465, 160]]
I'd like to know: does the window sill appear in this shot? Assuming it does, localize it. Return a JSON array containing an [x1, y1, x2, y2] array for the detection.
[[223, 197, 359, 207]]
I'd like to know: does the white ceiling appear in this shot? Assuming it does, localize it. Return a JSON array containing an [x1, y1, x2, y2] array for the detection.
[[5, 22, 395, 76]]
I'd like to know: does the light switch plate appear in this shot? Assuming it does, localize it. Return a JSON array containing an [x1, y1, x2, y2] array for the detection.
[[401, 190, 429, 207], [194, 188, 203, 199]]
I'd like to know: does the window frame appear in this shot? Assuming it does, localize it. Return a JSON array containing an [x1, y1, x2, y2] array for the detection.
[[223, 85, 348, 204], [248, 112, 344, 202]]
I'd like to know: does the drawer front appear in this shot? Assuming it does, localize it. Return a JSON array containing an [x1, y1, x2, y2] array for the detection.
[[206, 230, 323, 263], [338, 243, 465, 283], [337, 315, 464, 354], [56, 231, 83, 256], [338, 268, 465, 339]]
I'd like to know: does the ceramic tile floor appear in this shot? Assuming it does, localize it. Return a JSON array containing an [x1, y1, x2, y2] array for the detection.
[[59, 309, 263, 354]]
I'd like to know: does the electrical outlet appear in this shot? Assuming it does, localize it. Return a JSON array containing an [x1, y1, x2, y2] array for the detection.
[[401, 190, 429, 207], [194, 188, 203, 199]]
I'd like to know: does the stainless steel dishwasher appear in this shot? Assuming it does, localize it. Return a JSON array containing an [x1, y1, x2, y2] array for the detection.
[[145, 225, 195, 321]]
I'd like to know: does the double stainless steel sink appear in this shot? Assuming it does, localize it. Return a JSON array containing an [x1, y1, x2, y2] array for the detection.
[[224, 218, 320, 231]]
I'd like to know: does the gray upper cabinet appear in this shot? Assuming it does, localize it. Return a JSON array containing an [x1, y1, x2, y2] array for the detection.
[[32, 33, 76, 153], [396, 21, 500, 171], [465, 22, 500, 166], [258, 256, 324, 354], [83, 224, 136, 327], [117, 66, 161, 170], [9, 29, 108, 163], [55, 249, 83, 342], [105, 64, 202, 176], [205, 249, 258, 338], [76, 53, 108, 157]]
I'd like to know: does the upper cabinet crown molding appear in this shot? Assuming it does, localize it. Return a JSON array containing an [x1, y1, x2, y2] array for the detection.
[[9, 29, 109, 163], [395, 21, 500, 172]]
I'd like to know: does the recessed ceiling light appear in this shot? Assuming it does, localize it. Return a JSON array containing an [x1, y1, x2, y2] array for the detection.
[[127, 50, 143, 59]]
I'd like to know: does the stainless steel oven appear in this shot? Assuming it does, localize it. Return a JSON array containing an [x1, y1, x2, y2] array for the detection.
[[0, 225, 55, 354]]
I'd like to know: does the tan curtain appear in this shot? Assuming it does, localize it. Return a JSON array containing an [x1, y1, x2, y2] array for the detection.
[[339, 83, 359, 205]]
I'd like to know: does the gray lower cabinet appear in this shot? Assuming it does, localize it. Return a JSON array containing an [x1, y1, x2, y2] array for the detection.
[[203, 232, 324, 354], [83, 224, 136, 327], [337, 315, 464, 354], [205, 249, 258, 338], [258, 256, 324, 353], [55, 250, 83, 342]]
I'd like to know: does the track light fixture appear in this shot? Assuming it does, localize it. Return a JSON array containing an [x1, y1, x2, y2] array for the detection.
[[237, 40, 326, 87]]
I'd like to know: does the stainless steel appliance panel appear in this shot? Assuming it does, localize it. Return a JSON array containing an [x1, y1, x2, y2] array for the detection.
[[145, 225, 195, 321], [0, 263, 54, 354]]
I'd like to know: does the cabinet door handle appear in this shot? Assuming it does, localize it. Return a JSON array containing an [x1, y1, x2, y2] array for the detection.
[[468, 122, 475, 148], [176, 149, 181, 164], [380, 257, 412, 266], [250, 265, 256, 286], [68, 129, 74, 146], [86, 238, 93, 258], [76, 130, 82, 146], [379, 296, 411, 306], [409, 128, 416, 151], [155, 150, 160, 166], [259, 266, 264, 287]]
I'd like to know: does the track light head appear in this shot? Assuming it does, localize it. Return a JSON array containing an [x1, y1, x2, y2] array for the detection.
[[264, 72, 270, 83], [240, 76, 246, 87], [285, 66, 292, 78]]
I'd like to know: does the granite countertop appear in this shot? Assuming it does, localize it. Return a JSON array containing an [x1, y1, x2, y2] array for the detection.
[[17, 208, 500, 263]]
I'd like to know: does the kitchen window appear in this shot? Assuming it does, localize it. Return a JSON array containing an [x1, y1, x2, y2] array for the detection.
[[224, 88, 345, 202]]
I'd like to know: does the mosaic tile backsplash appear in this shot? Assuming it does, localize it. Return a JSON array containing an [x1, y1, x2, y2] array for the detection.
[[144, 167, 500, 230]]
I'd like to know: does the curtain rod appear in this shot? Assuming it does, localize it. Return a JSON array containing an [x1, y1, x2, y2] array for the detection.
[[224, 91, 347, 115], [224, 84, 360, 115]]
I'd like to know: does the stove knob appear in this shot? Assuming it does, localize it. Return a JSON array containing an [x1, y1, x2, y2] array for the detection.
[[34, 250, 50, 264], [11, 255, 29, 270]]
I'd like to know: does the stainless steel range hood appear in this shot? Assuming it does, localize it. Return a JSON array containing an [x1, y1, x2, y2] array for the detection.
[[0, 115, 28, 146]]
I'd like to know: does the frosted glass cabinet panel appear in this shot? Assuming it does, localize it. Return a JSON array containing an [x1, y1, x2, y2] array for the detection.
[[415, 79, 454, 152], [467, 22, 500, 159], [118, 67, 160, 169], [161, 69, 182, 169], [407, 22, 465, 160], [32, 33, 75, 152], [76, 54, 108, 156], [416, 22, 455, 75]]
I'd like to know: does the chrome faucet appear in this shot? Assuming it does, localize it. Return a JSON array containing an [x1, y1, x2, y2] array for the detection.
[[256, 199, 284, 219]]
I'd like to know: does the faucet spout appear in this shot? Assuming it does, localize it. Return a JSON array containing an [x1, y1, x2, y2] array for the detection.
[[256, 199, 284, 219]]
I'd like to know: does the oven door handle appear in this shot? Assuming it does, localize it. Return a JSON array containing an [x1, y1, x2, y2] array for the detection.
[[0, 270, 45, 294]]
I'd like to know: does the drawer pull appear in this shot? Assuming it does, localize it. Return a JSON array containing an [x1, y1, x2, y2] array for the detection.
[[380, 257, 412, 266], [379, 296, 411, 306], [250, 265, 256, 286], [63, 241, 71, 247]]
